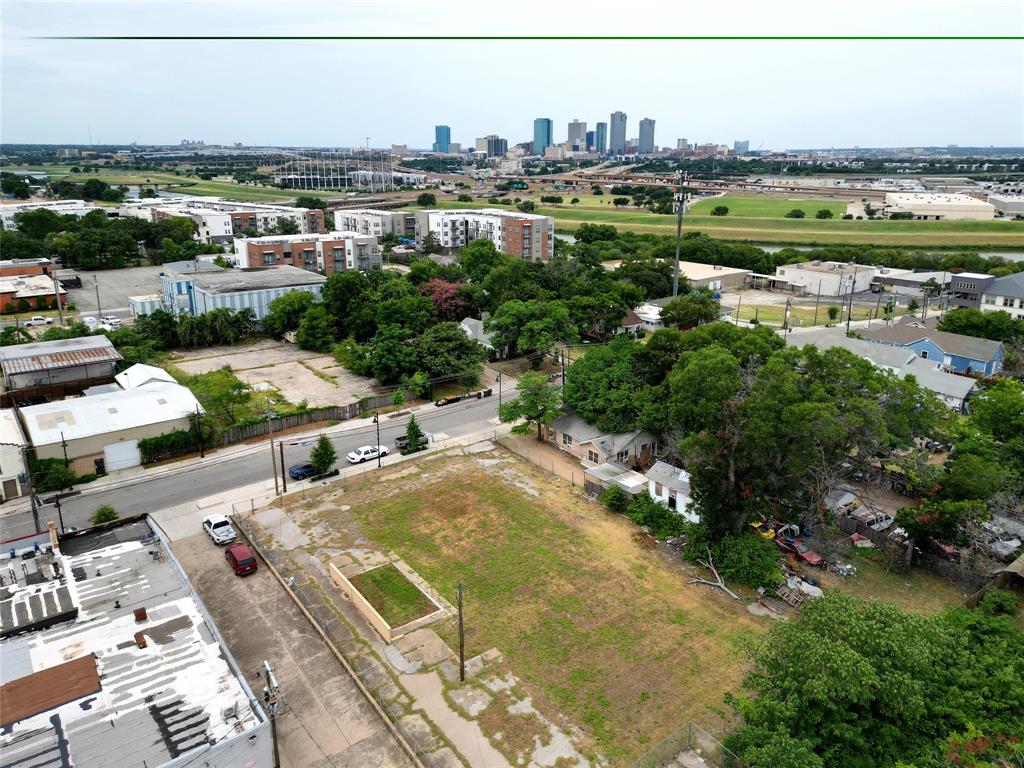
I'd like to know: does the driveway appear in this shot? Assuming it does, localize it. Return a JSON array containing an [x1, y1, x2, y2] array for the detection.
[[171, 533, 416, 768]]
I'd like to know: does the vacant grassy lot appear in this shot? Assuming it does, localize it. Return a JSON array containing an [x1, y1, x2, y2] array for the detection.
[[425, 199, 1024, 246], [688, 194, 846, 219], [338, 458, 766, 762], [349, 563, 437, 626]]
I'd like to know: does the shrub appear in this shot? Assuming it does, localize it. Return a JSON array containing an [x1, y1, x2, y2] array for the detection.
[[784, 209, 806, 218], [979, 588, 1018, 617], [90, 505, 119, 525], [628, 494, 687, 540], [29, 458, 77, 494], [841, 213, 853, 220], [815, 209, 834, 219], [682, 524, 782, 588], [600, 485, 630, 515], [457, 193, 473, 203], [711, 205, 729, 216]]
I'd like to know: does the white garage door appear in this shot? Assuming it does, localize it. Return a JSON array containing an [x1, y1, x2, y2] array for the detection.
[[104, 440, 141, 471]]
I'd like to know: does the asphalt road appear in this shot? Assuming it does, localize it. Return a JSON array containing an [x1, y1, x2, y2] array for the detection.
[[0, 394, 504, 539]]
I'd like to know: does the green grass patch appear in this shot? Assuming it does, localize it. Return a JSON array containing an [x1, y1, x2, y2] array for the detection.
[[688, 194, 846, 218], [348, 563, 437, 627]]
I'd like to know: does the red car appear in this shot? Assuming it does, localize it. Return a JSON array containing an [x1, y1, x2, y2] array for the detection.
[[775, 536, 824, 568], [225, 543, 258, 576]]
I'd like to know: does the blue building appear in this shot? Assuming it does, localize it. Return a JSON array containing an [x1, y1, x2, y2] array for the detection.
[[859, 317, 1003, 376], [533, 118, 553, 156], [432, 125, 451, 153], [595, 122, 607, 154], [158, 263, 325, 320]]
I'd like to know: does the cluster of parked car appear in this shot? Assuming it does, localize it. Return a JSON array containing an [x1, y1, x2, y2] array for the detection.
[[749, 517, 826, 568], [202, 513, 258, 577]]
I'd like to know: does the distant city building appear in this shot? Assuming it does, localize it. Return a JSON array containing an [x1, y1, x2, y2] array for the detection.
[[448, 142, 462, 153], [585, 130, 596, 152], [567, 119, 587, 151], [484, 135, 508, 158], [676, 138, 689, 150], [543, 145, 566, 161], [733, 139, 750, 154], [232, 232, 381, 275], [883, 193, 996, 221], [414, 208, 554, 261], [432, 124, 451, 153], [533, 118, 553, 157], [625, 138, 639, 153], [609, 111, 627, 154], [474, 137, 488, 153], [595, 122, 608, 154], [638, 118, 656, 154]]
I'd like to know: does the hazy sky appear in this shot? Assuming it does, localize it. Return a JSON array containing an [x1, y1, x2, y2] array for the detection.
[[2, 0, 1023, 149]]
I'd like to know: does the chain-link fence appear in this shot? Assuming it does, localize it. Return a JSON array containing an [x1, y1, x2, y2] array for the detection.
[[630, 720, 745, 768]]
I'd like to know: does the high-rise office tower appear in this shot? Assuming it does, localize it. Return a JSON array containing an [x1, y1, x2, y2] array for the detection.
[[638, 118, 656, 154], [485, 135, 507, 157], [585, 130, 595, 152], [595, 122, 607, 154], [677, 138, 689, 150], [533, 118, 553, 157], [432, 125, 451, 153], [567, 119, 587, 150], [609, 111, 627, 154], [734, 140, 750, 154]]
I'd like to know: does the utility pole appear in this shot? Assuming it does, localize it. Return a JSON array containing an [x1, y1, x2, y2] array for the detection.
[[261, 660, 281, 768], [813, 280, 822, 326], [672, 170, 689, 297], [94, 276, 102, 321], [373, 413, 381, 467], [51, 273, 65, 325], [195, 404, 204, 459], [497, 372, 502, 410], [266, 411, 279, 496], [279, 441, 287, 494], [456, 583, 465, 682], [21, 445, 41, 533], [60, 431, 68, 467], [53, 495, 67, 534], [734, 293, 742, 325], [845, 284, 854, 334], [781, 295, 793, 333]]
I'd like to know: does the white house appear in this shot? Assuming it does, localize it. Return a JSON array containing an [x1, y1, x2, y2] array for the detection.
[[645, 461, 698, 523]]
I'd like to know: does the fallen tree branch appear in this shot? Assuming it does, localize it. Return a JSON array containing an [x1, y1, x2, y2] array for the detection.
[[688, 546, 741, 600]]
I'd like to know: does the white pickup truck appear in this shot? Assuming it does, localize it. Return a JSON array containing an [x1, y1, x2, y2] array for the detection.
[[24, 316, 54, 327]]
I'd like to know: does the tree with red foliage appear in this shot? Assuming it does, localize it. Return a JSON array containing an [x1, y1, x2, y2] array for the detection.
[[419, 278, 465, 321]]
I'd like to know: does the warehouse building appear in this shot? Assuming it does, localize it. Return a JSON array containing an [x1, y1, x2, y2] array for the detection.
[[232, 232, 381, 274], [159, 264, 326, 319], [0, 517, 273, 768], [414, 208, 554, 261], [0, 336, 122, 405], [19, 377, 203, 474], [774, 261, 877, 296], [883, 193, 996, 220], [873, 270, 951, 296], [988, 194, 1024, 218]]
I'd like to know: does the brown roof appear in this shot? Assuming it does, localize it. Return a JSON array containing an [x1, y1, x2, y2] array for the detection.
[[620, 308, 642, 327], [859, 318, 1002, 362], [0, 337, 123, 375], [0, 653, 100, 727]]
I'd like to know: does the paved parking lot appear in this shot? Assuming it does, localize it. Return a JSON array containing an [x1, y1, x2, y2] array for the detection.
[[67, 265, 166, 320], [172, 532, 415, 768]]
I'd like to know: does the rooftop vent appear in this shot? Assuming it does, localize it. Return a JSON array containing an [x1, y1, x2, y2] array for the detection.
[[134, 607, 148, 623]]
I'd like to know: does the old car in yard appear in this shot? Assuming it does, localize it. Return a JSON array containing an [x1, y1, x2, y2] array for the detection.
[[775, 536, 824, 568]]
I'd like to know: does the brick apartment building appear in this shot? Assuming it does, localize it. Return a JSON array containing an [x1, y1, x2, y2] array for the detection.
[[232, 232, 381, 275], [413, 208, 554, 261]]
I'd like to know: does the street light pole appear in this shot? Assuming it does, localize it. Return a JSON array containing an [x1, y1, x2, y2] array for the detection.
[[373, 414, 381, 467], [279, 441, 287, 494]]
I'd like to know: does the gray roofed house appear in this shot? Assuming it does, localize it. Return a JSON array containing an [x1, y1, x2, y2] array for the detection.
[[459, 317, 494, 349], [857, 317, 1004, 376], [544, 409, 658, 469], [981, 272, 1024, 319]]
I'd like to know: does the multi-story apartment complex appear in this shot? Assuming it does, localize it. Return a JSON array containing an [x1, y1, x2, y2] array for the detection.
[[333, 208, 416, 238], [232, 232, 381, 274], [595, 122, 607, 154], [638, 118, 656, 154], [0, 199, 102, 230], [119, 197, 325, 242], [533, 118, 553, 157], [609, 111, 627, 154], [414, 209, 554, 261]]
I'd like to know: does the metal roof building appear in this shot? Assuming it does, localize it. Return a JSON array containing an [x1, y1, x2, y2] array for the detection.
[[0, 517, 273, 768], [0, 336, 122, 396], [159, 265, 326, 320]]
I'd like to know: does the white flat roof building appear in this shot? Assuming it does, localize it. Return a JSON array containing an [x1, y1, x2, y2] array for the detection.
[[883, 192, 996, 220], [0, 517, 273, 768], [988, 194, 1024, 218], [775, 261, 878, 296], [0, 200, 104, 231]]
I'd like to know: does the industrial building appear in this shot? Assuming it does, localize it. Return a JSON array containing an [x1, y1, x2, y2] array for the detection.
[[774, 261, 877, 296], [159, 264, 327, 319], [118, 197, 326, 242], [0, 517, 273, 768], [0, 200, 102, 231], [333, 208, 415, 238], [0, 336, 122, 405], [872, 269, 951, 296], [232, 232, 381, 274], [883, 193, 996, 220], [988, 194, 1024, 218], [18, 374, 203, 474], [414, 208, 554, 261], [0, 257, 54, 277]]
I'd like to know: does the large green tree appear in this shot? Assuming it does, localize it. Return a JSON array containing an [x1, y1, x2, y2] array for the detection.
[[262, 290, 316, 337], [413, 322, 486, 382], [498, 371, 562, 440]]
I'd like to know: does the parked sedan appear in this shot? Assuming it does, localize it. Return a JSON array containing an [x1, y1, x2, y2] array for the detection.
[[347, 445, 389, 464], [288, 462, 318, 480], [225, 543, 258, 576], [202, 513, 236, 544], [775, 536, 824, 568]]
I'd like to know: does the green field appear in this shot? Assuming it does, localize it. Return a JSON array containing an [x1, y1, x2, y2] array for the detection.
[[429, 199, 1024, 247], [347, 563, 437, 627], [687, 194, 847, 218]]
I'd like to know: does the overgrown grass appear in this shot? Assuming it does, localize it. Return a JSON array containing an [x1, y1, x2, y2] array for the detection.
[[348, 563, 437, 627]]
